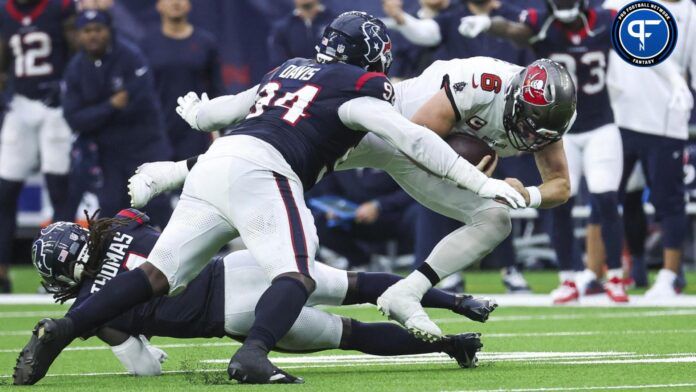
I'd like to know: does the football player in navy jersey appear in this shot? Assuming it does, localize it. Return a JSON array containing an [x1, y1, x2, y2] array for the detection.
[[14, 11, 525, 385], [0, 0, 76, 292], [458, 0, 628, 304], [16, 209, 490, 381]]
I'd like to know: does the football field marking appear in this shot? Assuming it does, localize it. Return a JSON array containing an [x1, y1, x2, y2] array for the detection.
[[446, 382, 696, 391]]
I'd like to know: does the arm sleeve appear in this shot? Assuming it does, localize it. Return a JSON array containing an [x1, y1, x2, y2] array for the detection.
[[338, 97, 488, 192], [195, 85, 259, 131], [519, 8, 542, 34], [392, 13, 442, 47], [110, 335, 163, 376], [62, 71, 117, 133]]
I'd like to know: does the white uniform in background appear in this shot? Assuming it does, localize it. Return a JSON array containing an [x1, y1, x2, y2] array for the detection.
[[605, 0, 696, 139]]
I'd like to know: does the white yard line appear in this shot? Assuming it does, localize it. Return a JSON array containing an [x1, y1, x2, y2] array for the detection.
[[434, 309, 696, 324], [0, 310, 65, 318], [0, 341, 240, 354], [447, 383, 696, 391]]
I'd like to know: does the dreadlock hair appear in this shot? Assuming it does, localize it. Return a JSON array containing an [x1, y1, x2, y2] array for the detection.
[[52, 210, 129, 303]]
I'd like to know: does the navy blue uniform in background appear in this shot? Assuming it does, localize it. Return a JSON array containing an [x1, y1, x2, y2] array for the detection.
[[311, 169, 416, 268], [62, 38, 172, 226], [0, 0, 75, 106], [68, 209, 226, 339], [433, 2, 532, 65], [522, 7, 615, 133], [232, 57, 394, 190], [267, 8, 335, 68], [139, 27, 224, 160]]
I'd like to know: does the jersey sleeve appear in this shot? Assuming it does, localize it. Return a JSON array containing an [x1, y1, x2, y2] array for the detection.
[[353, 72, 395, 104]]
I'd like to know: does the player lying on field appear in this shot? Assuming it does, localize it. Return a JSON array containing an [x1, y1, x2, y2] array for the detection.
[[17, 209, 494, 379], [132, 56, 577, 338]]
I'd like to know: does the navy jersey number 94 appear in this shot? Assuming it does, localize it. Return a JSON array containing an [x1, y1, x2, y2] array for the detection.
[[232, 57, 394, 190]]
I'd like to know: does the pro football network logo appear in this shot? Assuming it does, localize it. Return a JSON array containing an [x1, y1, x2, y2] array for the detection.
[[611, 1, 677, 67]]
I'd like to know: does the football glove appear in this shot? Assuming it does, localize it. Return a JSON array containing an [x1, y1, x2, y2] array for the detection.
[[476, 177, 527, 209], [458, 15, 491, 38], [176, 91, 209, 131], [128, 161, 189, 208]]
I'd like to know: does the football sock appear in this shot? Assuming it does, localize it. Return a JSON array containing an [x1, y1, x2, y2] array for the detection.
[[590, 192, 623, 270], [245, 276, 309, 352], [340, 319, 448, 355], [623, 190, 646, 258], [45, 174, 74, 222], [0, 179, 23, 264], [344, 272, 456, 309], [67, 268, 153, 336]]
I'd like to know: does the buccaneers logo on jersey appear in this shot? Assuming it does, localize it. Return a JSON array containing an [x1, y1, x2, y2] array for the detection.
[[521, 64, 554, 106]]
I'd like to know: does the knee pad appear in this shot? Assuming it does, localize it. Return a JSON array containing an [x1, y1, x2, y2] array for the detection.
[[589, 192, 619, 222], [275, 271, 317, 294], [473, 207, 512, 240]]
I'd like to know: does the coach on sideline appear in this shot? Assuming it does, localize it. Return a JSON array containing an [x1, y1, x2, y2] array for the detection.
[[63, 10, 173, 227]]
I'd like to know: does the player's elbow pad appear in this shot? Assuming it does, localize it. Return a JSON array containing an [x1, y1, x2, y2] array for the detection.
[[111, 336, 162, 376]]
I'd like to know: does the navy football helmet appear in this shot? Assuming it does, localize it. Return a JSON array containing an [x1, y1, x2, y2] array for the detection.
[[503, 59, 577, 152], [32, 222, 90, 295], [316, 11, 393, 74]]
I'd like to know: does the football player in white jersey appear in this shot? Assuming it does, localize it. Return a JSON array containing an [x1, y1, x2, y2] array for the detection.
[[129, 56, 577, 339], [604, 0, 696, 297]]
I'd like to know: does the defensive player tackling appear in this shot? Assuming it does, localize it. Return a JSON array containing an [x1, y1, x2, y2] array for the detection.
[[132, 56, 577, 338]]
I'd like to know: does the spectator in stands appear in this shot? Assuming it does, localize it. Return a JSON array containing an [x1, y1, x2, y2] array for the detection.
[[382, 0, 533, 292], [63, 10, 172, 227], [311, 169, 417, 270], [267, 0, 335, 67], [140, 0, 224, 161], [604, 0, 696, 297]]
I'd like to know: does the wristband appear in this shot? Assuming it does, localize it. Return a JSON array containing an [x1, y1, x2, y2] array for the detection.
[[525, 186, 542, 208]]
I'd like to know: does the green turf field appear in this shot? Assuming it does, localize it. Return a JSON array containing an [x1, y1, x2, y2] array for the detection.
[[2, 268, 696, 391]]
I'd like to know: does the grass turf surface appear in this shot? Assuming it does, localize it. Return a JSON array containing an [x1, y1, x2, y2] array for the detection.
[[1, 270, 696, 391]]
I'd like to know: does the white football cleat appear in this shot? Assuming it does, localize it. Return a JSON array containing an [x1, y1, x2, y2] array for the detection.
[[377, 281, 442, 342], [645, 269, 680, 299], [551, 280, 579, 304]]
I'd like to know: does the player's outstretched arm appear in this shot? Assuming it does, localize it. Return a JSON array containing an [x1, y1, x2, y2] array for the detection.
[[382, 0, 442, 47], [458, 14, 533, 47], [128, 157, 198, 208], [176, 85, 259, 132], [338, 97, 526, 208]]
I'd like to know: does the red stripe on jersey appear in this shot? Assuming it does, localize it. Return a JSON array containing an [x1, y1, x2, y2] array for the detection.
[[61, 0, 71, 10], [117, 209, 144, 224], [559, 8, 598, 43], [526, 8, 538, 28], [355, 72, 385, 92]]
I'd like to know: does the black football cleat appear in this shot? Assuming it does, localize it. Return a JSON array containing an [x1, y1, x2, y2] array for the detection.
[[228, 343, 303, 384], [444, 332, 483, 368], [13, 318, 75, 385], [453, 294, 498, 323]]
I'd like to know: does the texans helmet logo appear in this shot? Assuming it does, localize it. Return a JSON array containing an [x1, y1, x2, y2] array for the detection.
[[521, 64, 553, 106], [361, 21, 391, 63], [32, 240, 52, 278]]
